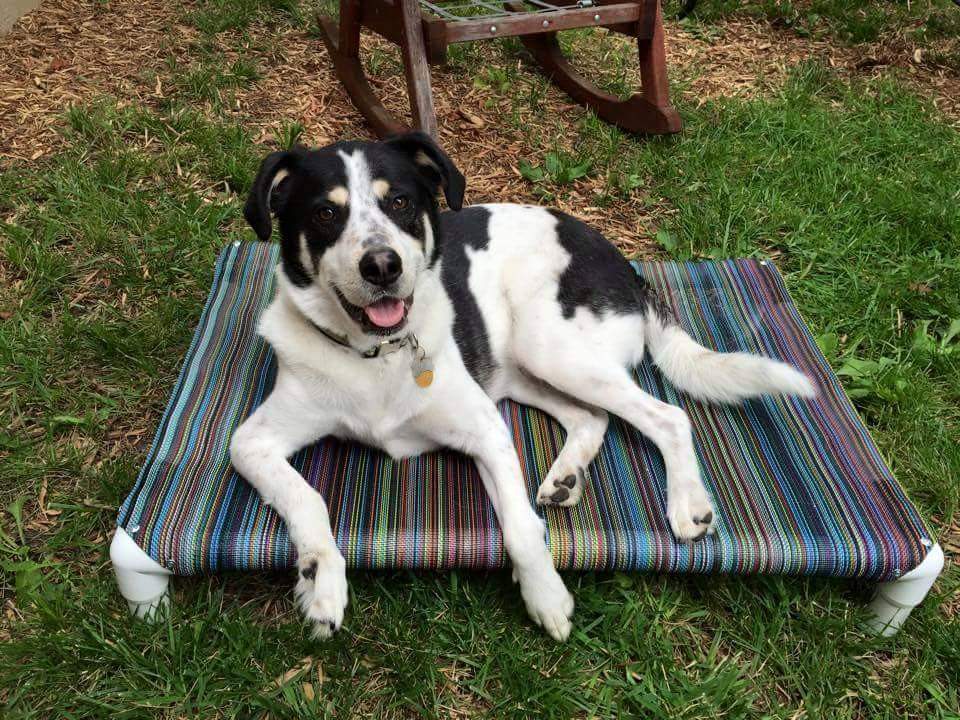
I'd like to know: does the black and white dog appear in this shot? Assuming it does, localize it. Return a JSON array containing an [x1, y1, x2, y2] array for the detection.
[[231, 132, 814, 641]]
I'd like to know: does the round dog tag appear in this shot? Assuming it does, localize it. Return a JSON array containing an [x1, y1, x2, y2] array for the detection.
[[412, 348, 434, 388]]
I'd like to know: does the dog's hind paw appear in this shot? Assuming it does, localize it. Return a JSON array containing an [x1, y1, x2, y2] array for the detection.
[[536, 467, 585, 508], [294, 547, 349, 639]]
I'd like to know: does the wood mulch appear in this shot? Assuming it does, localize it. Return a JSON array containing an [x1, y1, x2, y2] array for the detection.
[[1, 0, 957, 255]]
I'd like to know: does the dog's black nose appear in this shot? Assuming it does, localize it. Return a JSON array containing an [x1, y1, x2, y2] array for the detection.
[[359, 248, 402, 287]]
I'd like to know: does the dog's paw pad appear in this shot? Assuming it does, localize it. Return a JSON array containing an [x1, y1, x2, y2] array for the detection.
[[556, 474, 577, 489], [536, 468, 585, 507]]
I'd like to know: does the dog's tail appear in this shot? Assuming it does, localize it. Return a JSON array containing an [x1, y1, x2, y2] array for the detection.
[[643, 295, 816, 404]]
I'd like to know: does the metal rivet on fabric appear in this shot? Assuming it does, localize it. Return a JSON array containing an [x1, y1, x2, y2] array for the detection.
[[760, 260, 768, 266], [892, 569, 902, 578], [128, 524, 140, 533], [233, 241, 241, 247], [920, 538, 932, 547]]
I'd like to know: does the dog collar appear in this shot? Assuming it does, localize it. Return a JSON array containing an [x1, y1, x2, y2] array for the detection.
[[308, 319, 412, 359], [308, 320, 434, 388]]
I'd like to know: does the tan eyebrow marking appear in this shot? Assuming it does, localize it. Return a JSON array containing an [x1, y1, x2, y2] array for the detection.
[[372, 179, 390, 199], [327, 186, 349, 206]]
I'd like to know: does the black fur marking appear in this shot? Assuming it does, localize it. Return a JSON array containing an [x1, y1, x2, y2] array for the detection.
[[273, 146, 352, 288], [383, 132, 465, 212], [438, 207, 497, 387], [694, 511, 714, 526], [300, 560, 318, 580], [550, 487, 570, 503], [549, 209, 653, 320], [366, 148, 444, 268]]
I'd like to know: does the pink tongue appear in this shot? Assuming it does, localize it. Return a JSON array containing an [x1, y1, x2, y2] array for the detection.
[[364, 297, 405, 328]]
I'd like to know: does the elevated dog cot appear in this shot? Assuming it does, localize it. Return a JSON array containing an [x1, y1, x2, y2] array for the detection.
[[111, 241, 944, 636]]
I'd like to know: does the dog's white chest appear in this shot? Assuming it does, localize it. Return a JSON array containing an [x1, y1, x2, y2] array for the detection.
[[307, 349, 442, 457]]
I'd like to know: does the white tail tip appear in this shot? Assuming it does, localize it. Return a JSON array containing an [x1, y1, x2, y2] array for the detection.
[[769, 362, 818, 399]]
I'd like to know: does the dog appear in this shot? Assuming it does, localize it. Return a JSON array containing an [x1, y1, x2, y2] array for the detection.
[[230, 132, 815, 641]]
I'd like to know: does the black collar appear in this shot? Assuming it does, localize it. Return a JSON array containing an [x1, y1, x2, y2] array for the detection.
[[307, 319, 413, 359]]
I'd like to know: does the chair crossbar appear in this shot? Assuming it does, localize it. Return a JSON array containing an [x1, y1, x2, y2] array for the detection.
[[420, 0, 575, 21]]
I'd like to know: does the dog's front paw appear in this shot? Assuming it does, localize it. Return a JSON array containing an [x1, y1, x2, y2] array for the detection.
[[536, 467, 585, 507], [667, 483, 716, 541], [294, 548, 349, 639], [514, 562, 575, 642]]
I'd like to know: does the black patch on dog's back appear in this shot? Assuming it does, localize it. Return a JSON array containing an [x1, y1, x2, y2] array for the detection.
[[438, 207, 496, 387], [549, 209, 650, 319]]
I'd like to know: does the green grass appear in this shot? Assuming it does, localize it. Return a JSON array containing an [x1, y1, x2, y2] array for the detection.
[[683, 0, 960, 67], [185, 0, 303, 36], [1, 2, 958, 717], [163, 56, 261, 106]]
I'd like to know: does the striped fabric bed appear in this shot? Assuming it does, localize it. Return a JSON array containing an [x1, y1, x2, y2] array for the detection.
[[117, 241, 934, 581]]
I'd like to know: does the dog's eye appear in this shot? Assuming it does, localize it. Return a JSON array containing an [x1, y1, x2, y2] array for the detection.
[[391, 195, 409, 211], [316, 206, 335, 222]]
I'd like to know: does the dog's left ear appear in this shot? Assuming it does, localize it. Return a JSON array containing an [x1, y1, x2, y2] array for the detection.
[[244, 150, 295, 241], [384, 132, 465, 211]]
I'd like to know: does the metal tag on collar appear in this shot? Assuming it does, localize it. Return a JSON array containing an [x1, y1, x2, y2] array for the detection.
[[409, 335, 434, 388]]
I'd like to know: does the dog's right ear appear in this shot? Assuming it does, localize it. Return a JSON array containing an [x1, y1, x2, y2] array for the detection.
[[244, 151, 294, 241]]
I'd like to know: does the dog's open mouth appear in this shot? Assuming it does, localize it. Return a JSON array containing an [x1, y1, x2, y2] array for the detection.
[[334, 287, 412, 335], [364, 297, 407, 329]]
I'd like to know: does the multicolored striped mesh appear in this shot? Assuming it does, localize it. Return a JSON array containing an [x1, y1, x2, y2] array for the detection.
[[117, 242, 933, 580]]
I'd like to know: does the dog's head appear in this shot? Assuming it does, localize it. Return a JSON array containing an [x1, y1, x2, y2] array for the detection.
[[244, 132, 465, 335]]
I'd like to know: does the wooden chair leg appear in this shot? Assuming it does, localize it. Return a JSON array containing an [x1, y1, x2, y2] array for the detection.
[[517, 1, 680, 135], [636, 0, 678, 122], [317, 3, 406, 138], [398, 0, 438, 138]]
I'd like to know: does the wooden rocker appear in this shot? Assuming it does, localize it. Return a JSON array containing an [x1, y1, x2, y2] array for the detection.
[[317, 0, 682, 138]]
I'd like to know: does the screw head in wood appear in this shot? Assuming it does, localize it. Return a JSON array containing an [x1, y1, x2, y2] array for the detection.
[[489, 25, 497, 33], [594, 14, 601, 21]]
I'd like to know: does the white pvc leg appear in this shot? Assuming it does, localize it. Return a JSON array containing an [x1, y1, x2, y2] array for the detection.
[[110, 528, 173, 620], [866, 543, 944, 636]]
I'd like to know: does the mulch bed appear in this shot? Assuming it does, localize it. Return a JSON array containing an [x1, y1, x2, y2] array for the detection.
[[1, 0, 957, 255]]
